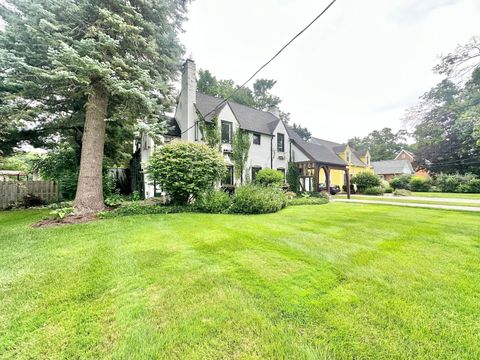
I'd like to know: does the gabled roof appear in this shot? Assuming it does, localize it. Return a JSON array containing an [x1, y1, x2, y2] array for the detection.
[[310, 137, 367, 167], [395, 149, 415, 160], [371, 160, 414, 175], [195, 92, 280, 135], [287, 127, 347, 167]]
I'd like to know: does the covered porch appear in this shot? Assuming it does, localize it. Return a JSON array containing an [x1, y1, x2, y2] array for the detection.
[[296, 161, 351, 198]]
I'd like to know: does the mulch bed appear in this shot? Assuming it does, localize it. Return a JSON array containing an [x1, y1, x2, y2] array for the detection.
[[32, 213, 99, 228]]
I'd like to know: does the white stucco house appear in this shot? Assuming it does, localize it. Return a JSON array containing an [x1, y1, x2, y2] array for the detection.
[[133, 59, 352, 199]]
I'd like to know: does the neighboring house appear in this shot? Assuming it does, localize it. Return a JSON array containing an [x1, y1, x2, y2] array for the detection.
[[134, 59, 357, 198], [308, 138, 373, 189], [0, 170, 28, 182], [394, 149, 430, 179], [371, 160, 415, 181]]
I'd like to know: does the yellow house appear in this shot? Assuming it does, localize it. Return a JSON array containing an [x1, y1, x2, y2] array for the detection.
[[309, 138, 373, 190]]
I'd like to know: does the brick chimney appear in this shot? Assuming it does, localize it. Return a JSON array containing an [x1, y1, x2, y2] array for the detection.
[[176, 59, 197, 141]]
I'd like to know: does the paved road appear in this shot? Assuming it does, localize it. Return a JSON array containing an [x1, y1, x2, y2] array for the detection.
[[334, 199, 480, 212]]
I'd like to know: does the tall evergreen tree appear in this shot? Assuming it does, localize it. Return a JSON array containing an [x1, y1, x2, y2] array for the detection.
[[0, 0, 189, 214]]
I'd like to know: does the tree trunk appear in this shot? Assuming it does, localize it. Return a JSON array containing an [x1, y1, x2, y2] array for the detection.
[[74, 86, 108, 215]]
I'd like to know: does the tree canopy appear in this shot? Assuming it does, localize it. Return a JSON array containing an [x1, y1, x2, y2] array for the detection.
[[348, 128, 409, 161], [0, 0, 189, 213], [406, 35, 480, 175]]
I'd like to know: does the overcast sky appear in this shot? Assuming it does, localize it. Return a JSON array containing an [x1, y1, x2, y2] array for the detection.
[[180, 0, 480, 143]]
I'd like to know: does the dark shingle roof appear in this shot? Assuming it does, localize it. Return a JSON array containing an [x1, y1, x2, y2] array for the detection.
[[165, 117, 181, 137], [372, 160, 414, 175], [287, 127, 347, 166], [195, 92, 279, 135], [310, 137, 367, 166]]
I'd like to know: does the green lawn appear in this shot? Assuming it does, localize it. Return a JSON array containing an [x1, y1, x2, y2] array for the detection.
[[411, 192, 480, 199], [1, 204, 480, 359], [335, 195, 480, 207]]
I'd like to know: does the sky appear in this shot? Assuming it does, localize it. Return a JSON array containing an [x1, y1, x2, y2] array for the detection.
[[180, 0, 480, 143]]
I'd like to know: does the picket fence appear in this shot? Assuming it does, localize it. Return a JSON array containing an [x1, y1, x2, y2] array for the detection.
[[0, 181, 59, 209]]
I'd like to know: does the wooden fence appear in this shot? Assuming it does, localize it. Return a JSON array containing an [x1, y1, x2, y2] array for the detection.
[[0, 181, 60, 209]]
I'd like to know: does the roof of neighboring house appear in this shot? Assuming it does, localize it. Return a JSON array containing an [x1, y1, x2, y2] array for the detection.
[[0, 170, 28, 176], [371, 159, 415, 175], [310, 137, 367, 167], [286, 127, 347, 167], [165, 117, 181, 137], [395, 149, 415, 160], [194, 92, 280, 135]]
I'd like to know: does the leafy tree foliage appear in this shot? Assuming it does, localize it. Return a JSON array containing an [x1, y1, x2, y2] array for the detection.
[[348, 128, 409, 161], [0, 0, 188, 214], [291, 123, 311, 141], [407, 36, 480, 175], [231, 129, 251, 183], [147, 142, 226, 205], [286, 162, 301, 193]]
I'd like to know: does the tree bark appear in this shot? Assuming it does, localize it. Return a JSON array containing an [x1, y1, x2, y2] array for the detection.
[[74, 85, 108, 215]]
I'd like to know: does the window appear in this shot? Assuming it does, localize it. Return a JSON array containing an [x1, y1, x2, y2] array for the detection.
[[223, 166, 234, 186], [366, 155, 370, 165], [346, 151, 351, 163], [277, 133, 285, 152], [253, 133, 261, 145], [251, 166, 262, 181], [221, 121, 232, 144], [277, 168, 286, 182]]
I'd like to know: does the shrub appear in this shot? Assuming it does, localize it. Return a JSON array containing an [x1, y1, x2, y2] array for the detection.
[[380, 179, 390, 190], [288, 197, 329, 206], [409, 176, 431, 192], [195, 190, 232, 214], [435, 173, 480, 193], [363, 186, 385, 195], [385, 187, 394, 193], [436, 174, 461, 193], [255, 169, 284, 187], [105, 192, 124, 208], [22, 193, 46, 208], [467, 178, 480, 193], [394, 189, 411, 197], [286, 162, 301, 193], [351, 172, 381, 193], [147, 142, 226, 205], [389, 175, 411, 190], [229, 185, 287, 214]]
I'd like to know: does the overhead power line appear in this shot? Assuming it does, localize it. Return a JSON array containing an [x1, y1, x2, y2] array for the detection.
[[181, 0, 338, 135]]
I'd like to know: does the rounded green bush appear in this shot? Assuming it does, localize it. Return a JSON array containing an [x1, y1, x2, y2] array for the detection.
[[229, 185, 287, 214], [351, 172, 381, 193], [409, 176, 431, 192], [147, 142, 226, 205], [389, 175, 411, 190], [255, 169, 284, 187]]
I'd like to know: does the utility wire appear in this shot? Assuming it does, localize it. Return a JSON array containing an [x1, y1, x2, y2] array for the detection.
[[181, 0, 338, 135]]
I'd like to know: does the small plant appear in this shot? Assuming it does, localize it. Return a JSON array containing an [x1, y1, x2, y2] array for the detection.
[[394, 189, 411, 197], [285, 191, 297, 199], [195, 190, 232, 214], [49, 207, 74, 220], [385, 188, 394, 193], [363, 186, 385, 196], [255, 169, 284, 187]]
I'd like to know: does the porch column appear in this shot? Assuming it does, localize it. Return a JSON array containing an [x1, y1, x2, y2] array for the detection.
[[325, 166, 331, 194], [345, 168, 351, 199], [313, 163, 320, 193]]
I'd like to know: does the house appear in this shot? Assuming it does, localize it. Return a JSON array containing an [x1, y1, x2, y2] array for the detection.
[[371, 159, 415, 181], [394, 149, 430, 179], [308, 138, 373, 190], [133, 59, 357, 198]]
